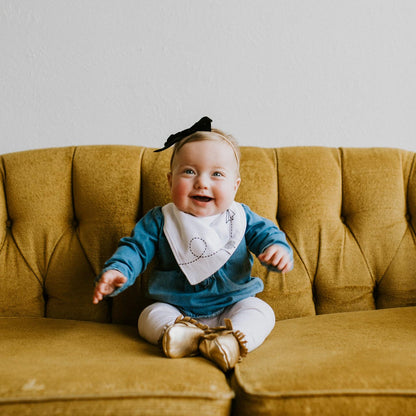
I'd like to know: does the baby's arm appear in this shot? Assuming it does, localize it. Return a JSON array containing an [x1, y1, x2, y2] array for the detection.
[[92, 207, 162, 304], [258, 244, 294, 273], [92, 270, 127, 304]]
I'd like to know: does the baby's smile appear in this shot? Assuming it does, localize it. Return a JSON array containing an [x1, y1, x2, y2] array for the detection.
[[191, 195, 213, 203]]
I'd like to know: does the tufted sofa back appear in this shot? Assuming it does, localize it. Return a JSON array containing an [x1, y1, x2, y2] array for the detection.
[[1, 146, 415, 324]]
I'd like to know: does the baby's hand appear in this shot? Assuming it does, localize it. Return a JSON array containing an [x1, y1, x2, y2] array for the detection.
[[258, 244, 293, 273], [92, 270, 127, 304]]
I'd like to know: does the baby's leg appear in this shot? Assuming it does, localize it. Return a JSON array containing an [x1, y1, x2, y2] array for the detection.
[[138, 302, 182, 345], [223, 297, 275, 352]]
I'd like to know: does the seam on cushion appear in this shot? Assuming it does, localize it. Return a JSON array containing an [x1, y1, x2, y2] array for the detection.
[[0, 156, 43, 288], [284, 232, 309, 282], [274, 147, 279, 226], [44, 225, 82, 288], [339, 148, 375, 284], [377, 226, 410, 287], [43, 147, 77, 282], [406, 152, 416, 240], [7, 227, 43, 287], [274, 148, 312, 286], [234, 388, 416, 399], [138, 147, 146, 221], [0, 156, 7, 253], [0, 390, 234, 404], [69, 147, 100, 280], [376, 151, 416, 286], [314, 227, 322, 285], [274, 148, 312, 288], [313, 150, 332, 286], [71, 147, 77, 229], [339, 147, 344, 223], [341, 213, 375, 283]]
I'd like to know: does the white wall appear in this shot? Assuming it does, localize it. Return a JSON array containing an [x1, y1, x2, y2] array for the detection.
[[1, 0, 415, 155]]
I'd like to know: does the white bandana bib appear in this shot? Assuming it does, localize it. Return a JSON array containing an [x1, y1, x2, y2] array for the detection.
[[162, 201, 247, 285]]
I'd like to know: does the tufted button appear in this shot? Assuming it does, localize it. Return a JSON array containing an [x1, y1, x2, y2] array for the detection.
[[406, 213, 411, 222], [6, 219, 12, 228], [72, 219, 79, 228], [340, 216, 345, 224]]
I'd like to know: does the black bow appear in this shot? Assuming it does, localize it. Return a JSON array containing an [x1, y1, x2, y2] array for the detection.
[[154, 116, 212, 152]]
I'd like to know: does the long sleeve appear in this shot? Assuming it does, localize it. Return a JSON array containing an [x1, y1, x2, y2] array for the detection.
[[242, 204, 293, 269], [100, 207, 163, 297]]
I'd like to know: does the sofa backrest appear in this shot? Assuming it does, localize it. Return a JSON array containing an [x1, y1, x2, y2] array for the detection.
[[1, 145, 415, 324]]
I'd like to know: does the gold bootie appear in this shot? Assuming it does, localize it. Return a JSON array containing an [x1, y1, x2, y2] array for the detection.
[[199, 319, 248, 372], [162, 316, 209, 358]]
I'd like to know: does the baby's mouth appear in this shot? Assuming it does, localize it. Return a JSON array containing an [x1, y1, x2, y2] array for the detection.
[[191, 195, 213, 203]]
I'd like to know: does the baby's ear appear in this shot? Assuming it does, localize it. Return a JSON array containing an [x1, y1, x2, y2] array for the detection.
[[234, 177, 241, 191]]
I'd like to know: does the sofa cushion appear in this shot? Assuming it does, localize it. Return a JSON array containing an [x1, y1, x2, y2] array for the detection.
[[232, 306, 416, 416], [0, 317, 233, 416]]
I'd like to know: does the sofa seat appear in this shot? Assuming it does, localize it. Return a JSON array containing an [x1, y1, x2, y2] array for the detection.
[[0, 317, 233, 416], [232, 306, 416, 416]]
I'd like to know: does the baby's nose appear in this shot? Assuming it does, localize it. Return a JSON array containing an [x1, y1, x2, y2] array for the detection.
[[194, 174, 209, 189]]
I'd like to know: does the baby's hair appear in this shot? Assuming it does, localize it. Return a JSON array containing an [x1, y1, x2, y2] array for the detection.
[[170, 129, 241, 173]]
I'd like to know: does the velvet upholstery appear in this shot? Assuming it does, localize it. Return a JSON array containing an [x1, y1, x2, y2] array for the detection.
[[232, 307, 416, 415], [1, 145, 415, 415]]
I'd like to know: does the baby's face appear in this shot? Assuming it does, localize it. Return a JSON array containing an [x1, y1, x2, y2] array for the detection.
[[168, 139, 241, 217]]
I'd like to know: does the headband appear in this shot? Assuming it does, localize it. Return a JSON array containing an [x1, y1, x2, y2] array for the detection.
[[154, 116, 212, 152]]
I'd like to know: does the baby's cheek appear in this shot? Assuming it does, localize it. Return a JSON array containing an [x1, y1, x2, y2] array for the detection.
[[171, 182, 188, 200]]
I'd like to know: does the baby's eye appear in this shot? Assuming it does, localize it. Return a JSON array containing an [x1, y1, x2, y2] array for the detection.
[[184, 169, 195, 175], [213, 171, 224, 177]]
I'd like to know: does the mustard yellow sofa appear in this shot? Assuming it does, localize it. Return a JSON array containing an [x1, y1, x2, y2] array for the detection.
[[1, 145, 415, 415]]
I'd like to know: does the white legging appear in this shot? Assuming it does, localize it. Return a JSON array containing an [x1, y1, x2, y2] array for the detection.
[[138, 297, 275, 352]]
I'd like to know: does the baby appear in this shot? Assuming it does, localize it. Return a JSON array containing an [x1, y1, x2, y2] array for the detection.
[[93, 117, 293, 371]]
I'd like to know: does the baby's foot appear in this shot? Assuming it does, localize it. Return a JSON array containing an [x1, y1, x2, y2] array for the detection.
[[199, 319, 247, 372], [162, 316, 208, 358]]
